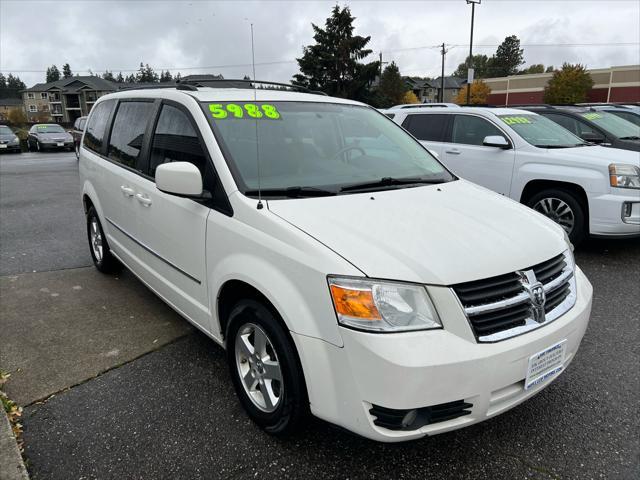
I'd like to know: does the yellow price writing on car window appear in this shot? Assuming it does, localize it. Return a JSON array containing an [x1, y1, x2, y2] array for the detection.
[[501, 116, 532, 125], [582, 113, 602, 120], [208, 103, 281, 120]]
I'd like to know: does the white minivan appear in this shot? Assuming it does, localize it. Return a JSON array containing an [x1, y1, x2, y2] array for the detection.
[[79, 82, 592, 442], [390, 106, 640, 244]]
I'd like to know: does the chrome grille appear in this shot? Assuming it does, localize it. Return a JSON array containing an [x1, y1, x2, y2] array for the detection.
[[453, 250, 576, 342]]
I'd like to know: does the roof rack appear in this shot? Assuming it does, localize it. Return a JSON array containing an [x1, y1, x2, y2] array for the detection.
[[502, 104, 554, 108], [178, 78, 328, 96], [118, 78, 328, 96]]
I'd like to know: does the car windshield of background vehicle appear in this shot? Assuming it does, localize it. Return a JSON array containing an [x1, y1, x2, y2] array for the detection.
[[498, 114, 585, 148], [0, 126, 13, 135], [581, 111, 640, 139], [200, 101, 453, 195], [36, 125, 66, 133]]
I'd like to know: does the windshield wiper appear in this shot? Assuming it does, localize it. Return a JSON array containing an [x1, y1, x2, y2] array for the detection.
[[339, 176, 444, 193], [619, 136, 640, 140], [244, 186, 337, 198]]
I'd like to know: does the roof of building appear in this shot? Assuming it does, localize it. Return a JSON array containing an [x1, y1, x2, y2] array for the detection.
[[23, 76, 120, 93], [0, 98, 23, 106], [431, 76, 466, 89]]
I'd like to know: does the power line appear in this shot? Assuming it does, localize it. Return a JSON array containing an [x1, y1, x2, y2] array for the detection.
[[1, 42, 638, 75]]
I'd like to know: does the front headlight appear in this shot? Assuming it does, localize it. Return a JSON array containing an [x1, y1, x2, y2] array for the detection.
[[12, 136, 19, 144], [609, 164, 640, 189], [328, 276, 442, 332]]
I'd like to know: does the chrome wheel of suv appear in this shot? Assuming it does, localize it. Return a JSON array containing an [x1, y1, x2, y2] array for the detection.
[[90, 218, 103, 262], [532, 197, 575, 234], [235, 322, 283, 413]]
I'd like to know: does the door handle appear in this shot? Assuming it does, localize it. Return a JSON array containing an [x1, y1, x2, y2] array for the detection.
[[445, 149, 461, 155], [120, 185, 135, 197], [135, 193, 152, 207]]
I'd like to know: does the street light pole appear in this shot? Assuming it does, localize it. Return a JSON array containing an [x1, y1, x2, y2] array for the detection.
[[466, 0, 481, 105]]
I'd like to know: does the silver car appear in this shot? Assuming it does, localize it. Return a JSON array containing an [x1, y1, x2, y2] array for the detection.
[[27, 123, 74, 152]]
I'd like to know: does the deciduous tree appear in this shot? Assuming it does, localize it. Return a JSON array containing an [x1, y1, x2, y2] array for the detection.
[[453, 54, 490, 79], [292, 5, 379, 102], [518, 64, 545, 75], [543, 63, 594, 104], [401, 90, 420, 104], [455, 80, 491, 105]]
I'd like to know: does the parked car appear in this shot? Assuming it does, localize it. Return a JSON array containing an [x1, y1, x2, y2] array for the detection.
[[0, 125, 21, 153], [71, 116, 88, 158], [391, 107, 640, 244], [580, 105, 640, 127], [518, 105, 640, 152], [79, 82, 592, 442], [26, 123, 74, 152]]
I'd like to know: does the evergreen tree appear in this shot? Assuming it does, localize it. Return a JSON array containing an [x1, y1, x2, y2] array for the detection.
[[62, 63, 73, 78], [377, 62, 406, 108], [115, 72, 124, 83], [125, 73, 136, 83], [487, 35, 524, 77], [6, 74, 26, 90], [159, 70, 173, 82], [174, 72, 182, 82], [0, 73, 7, 89], [545, 66, 555, 73], [543, 63, 594, 104], [518, 64, 545, 75], [292, 5, 379, 101], [102, 70, 115, 81], [46, 65, 61, 83], [136, 63, 159, 83]]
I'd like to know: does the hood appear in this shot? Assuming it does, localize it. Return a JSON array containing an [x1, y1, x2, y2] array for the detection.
[[267, 180, 566, 285], [37, 132, 71, 140], [546, 145, 640, 166]]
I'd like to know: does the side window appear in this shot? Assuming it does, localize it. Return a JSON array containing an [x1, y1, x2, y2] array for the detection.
[[544, 113, 578, 135], [451, 115, 504, 146], [108, 101, 155, 170], [574, 119, 600, 137], [149, 104, 207, 178], [402, 114, 448, 142], [83, 100, 115, 153]]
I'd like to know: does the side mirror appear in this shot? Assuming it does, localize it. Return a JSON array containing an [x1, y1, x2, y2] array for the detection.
[[581, 132, 605, 144], [155, 162, 203, 197], [483, 135, 511, 149]]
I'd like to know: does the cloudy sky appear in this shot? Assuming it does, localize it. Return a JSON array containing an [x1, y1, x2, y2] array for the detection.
[[1, 0, 639, 87]]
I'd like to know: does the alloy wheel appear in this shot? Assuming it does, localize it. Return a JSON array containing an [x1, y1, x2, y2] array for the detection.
[[235, 322, 283, 413], [90, 218, 103, 262], [533, 197, 575, 234]]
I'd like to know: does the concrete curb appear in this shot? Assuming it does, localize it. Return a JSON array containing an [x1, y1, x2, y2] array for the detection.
[[0, 403, 29, 480]]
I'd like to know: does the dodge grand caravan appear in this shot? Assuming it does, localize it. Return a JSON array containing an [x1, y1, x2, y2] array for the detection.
[[79, 81, 593, 442]]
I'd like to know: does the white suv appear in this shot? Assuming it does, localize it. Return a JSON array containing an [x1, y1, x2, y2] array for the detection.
[[79, 83, 592, 442], [391, 107, 640, 244]]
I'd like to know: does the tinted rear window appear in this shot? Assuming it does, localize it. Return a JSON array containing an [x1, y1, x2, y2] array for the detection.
[[402, 114, 448, 141], [108, 101, 155, 170], [84, 101, 115, 153]]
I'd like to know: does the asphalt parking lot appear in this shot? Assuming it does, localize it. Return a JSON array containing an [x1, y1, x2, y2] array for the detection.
[[1, 151, 639, 480]]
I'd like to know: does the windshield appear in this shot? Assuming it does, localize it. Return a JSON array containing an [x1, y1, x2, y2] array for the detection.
[[580, 111, 640, 138], [0, 126, 13, 135], [36, 124, 66, 133], [201, 101, 453, 194], [498, 114, 585, 148]]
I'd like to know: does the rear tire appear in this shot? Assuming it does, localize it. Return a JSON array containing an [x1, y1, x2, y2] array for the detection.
[[226, 299, 308, 436], [526, 188, 586, 245], [86, 206, 120, 273]]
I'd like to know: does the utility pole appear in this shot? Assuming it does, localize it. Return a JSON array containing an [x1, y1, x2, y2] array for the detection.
[[466, 0, 481, 105], [440, 43, 447, 103]]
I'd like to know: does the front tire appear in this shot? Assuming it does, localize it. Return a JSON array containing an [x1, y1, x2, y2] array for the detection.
[[86, 206, 120, 273], [527, 188, 586, 245], [226, 299, 308, 436]]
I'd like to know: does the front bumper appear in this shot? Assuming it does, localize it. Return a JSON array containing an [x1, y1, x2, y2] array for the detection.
[[590, 191, 640, 237], [293, 267, 592, 442]]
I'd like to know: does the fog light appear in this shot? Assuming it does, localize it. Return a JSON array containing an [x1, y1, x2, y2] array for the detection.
[[401, 409, 418, 428], [622, 202, 632, 219]]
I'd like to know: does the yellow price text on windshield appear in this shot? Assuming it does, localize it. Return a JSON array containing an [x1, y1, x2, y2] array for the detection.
[[501, 116, 531, 125], [208, 103, 281, 120], [582, 113, 602, 120]]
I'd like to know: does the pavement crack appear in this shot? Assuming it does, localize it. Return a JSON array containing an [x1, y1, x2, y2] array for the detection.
[[500, 452, 562, 479]]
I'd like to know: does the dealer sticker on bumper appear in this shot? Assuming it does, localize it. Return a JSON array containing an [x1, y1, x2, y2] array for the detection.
[[524, 340, 567, 390]]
